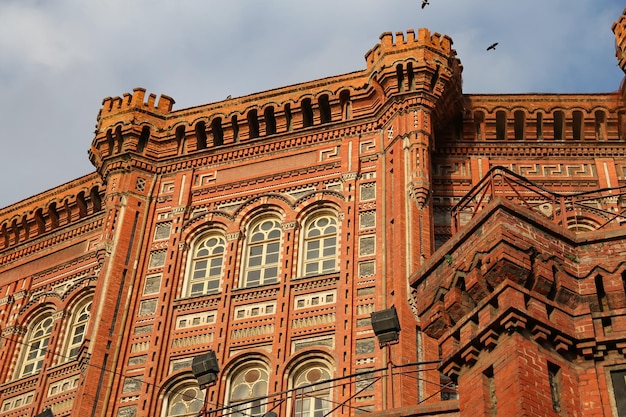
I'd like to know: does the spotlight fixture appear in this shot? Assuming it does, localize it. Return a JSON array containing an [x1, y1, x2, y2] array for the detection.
[[192, 350, 220, 389], [370, 306, 401, 346]]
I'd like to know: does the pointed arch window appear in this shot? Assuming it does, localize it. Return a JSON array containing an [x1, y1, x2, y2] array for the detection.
[[19, 314, 53, 377], [244, 218, 281, 287], [165, 381, 205, 416], [187, 234, 226, 297], [302, 214, 338, 277], [293, 362, 332, 417], [229, 364, 270, 417], [67, 299, 92, 358]]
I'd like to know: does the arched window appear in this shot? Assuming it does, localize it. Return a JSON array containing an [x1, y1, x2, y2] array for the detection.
[[302, 214, 338, 277], [244, 218, 281, 287], [19, 313, 53, 377], [67, 299, 92, 358], [292, 362, 332, 417], [187, 234, 226, 297], [229, 364, 269, 417], [165, 381, 205, 416]]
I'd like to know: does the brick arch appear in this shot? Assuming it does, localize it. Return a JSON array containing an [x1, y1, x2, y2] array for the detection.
[[293, 190, 345, 212], [282, 348, 336, 376], [155, 369, 199, 403], [232, 194, 291, 226], [551, 203, 615, 232], [220, 351, 272, 380], [60, 282, 96, 308], [16, 301, 59, 327], [181, 209, 235, 233], [181, 217, 231, 248]]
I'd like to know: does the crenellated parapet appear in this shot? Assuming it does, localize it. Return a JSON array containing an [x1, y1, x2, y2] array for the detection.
[[89, 29, 465, 178], [98, 87, 175, 125], [364, 28, 463, 119], [613, 8, 626, 76]]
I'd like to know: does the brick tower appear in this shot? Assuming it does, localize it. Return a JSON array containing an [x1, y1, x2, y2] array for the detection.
[[0, 7, 625, 417]]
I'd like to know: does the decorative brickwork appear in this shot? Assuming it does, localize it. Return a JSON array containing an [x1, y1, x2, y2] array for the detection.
[[0, 8, 625, 417]]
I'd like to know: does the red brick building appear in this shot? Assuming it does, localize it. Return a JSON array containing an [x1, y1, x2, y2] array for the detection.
[[0, 8, 625, 417]]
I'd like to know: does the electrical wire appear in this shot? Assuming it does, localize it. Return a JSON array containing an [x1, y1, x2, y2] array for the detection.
[[0, 333, 455, 416]]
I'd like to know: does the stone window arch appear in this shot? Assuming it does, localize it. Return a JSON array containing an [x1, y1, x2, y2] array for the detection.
[[185, 233, 226, 297], [66, 298, 92, 359], [291, 361, 332, 417], [228, 362, 270, 417], [243, 216, 281, 288], [300, 212, 338, 277], [18, 312, 54, 378], [163, 380, 205, 416]]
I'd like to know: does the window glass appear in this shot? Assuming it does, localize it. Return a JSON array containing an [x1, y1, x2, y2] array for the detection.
[[20, 314, 53, 377], [166, 383, 204, 416], [302, 215, 338, 276], [187, 234, 225, 297], [68, 300, 92, 358], [229, 365, 269, 417], [244, 219, 281, 287], [293, 363, 332, 417]]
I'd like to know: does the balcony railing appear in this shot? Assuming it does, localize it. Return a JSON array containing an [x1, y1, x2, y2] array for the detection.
[[451, 166, 626, 234]]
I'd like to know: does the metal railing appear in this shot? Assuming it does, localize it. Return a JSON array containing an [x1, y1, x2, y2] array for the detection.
[[451, 166, 626, 234]]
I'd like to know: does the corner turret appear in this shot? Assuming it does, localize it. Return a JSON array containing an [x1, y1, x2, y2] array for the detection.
[[89, 88, 175, 177], [364, 28, 463, 114], [613, 8, 626, 75]]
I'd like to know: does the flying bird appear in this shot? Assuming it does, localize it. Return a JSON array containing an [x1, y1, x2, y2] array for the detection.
[[486, 42, 499, 51], [421, 0, 429, 9]]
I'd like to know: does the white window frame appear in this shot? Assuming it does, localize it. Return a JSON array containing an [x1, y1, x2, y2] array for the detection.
[[66, 299, 92, 358], [186, 233, 226, 297], [163, 380, 205, 416], [228, 363, 270, 417], [300, 213, 338, 277], [291, 361, 332, 417], [243, 217, 282, 288], [18, 313, 53, 378]]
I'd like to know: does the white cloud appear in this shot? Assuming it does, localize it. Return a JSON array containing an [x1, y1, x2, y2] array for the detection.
[[0, 0, 624, 208], [0, 3, 90, 72]]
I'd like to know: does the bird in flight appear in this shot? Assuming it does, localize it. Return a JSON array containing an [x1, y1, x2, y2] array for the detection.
[[421, 0, 429, 9], [486, 42, 499, 51]]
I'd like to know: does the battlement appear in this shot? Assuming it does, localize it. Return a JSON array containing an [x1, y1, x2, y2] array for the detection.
[[365, 28, 454, 68], [99, 87, 175, 119], [613, 8, 626, 75]]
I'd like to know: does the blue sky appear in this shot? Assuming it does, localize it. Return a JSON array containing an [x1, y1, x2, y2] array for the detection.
[[0, 0, 624, 208]]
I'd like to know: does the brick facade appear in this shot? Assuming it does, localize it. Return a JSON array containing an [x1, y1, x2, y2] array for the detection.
[[0, 8, 625, 417]]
